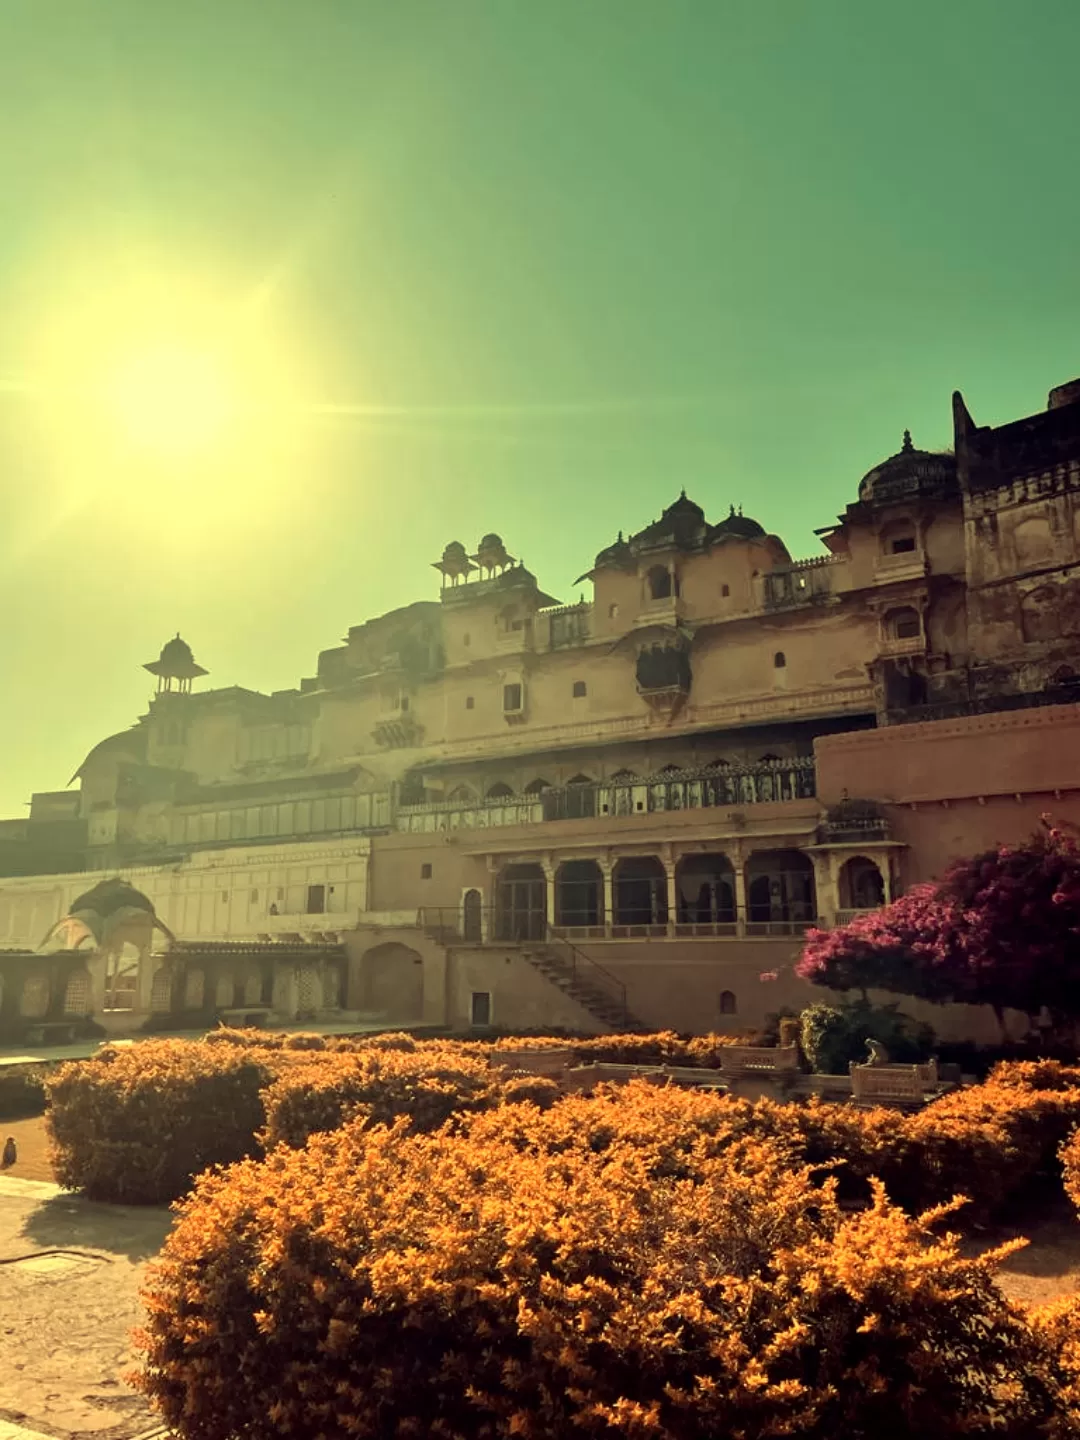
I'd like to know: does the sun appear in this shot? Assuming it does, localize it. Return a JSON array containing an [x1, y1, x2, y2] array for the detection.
[[104, 343, 237, 457]]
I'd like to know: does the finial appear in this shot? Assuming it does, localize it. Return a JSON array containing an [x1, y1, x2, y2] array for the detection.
[[738, 504, 743, 517], [617, 530, 623, 542], [680, 487, 686, 499], [729, 503, 735, 517], [902, 429, 913, 453]]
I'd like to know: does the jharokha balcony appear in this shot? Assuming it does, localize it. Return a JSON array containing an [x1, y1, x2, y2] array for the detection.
[[396, 757, 816, 834]]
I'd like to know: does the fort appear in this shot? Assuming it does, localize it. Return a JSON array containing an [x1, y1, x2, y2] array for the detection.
[[2, 376, 1080, 1044]]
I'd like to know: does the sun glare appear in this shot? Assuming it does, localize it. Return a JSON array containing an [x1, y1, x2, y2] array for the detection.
[[105, 344, 236, 457]]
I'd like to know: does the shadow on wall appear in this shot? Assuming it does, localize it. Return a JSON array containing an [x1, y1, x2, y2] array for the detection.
[[356, 942, 424, 1022]]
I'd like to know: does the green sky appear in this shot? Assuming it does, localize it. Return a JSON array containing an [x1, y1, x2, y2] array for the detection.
[[0, 0, 1077, 816]]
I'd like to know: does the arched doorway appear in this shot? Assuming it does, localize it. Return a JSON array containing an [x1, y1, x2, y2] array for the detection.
[[462, 888, 484, 943], [495, 863, 546, 941], [361, 942, 424, 1022], [746, 849, 816, 932], [838, 856, 886, 916], [555, 860, 603, 933], [62, 965, 92, 1017], [613, 856, 668, 932], [675, 855, 735, 930]]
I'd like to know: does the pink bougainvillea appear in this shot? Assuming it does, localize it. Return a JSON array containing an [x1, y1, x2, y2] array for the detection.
[[797, 819, 1080, 1027]]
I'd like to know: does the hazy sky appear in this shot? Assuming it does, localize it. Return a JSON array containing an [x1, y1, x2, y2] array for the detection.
[[0, 1, 1077, 815]]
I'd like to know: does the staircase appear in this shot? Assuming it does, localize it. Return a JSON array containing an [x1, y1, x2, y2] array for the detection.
[[521, 930, 648, 1033]]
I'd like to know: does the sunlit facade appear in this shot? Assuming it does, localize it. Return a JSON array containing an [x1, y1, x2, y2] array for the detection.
[[3, 376, 1080, 1040]]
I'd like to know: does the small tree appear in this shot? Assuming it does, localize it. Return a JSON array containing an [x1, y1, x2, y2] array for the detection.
[[797, 820, 1080, 1036]]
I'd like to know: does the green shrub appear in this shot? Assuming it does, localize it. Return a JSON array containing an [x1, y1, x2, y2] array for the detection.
[[0, 1063, 50, 1120], [133, 1084, 1080, 1440], [799, 1000, 934, 1074], [45, 1040, 279, 1204]]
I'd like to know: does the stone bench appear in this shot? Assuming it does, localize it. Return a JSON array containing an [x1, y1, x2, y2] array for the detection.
[[716, 1044, 800, 1077], [850, 1061, 939, 1106], [22, 1021, 80, 1047]]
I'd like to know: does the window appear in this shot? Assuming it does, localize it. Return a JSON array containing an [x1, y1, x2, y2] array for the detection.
[[647, 565, 672, 601], [719, 990, 737, 1015], [466, 696, 475, 709], [889, 608, 921, 641], [511, 618, 523, 632], [470, 990, 492, 1027], [721, 584, 730, 597], [503, 682, 523, 712], [400, 695, 410, 712], [420, 863, 432, 879], [608, 603, 619, 619], [486, 782, 514, 799], [572, 680, 587, 698], [891, 535, 917, 554], [774, 651, 786, 668], [306, 884, 326, 915]]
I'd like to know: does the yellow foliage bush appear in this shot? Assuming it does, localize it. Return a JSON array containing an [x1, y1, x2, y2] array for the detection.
[[133, 1082, 1079, 1440], [46, 1040, 281, 1204]]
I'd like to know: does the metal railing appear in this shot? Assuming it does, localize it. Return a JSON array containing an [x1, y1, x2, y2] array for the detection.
[[397, 758, 816, 834], [418, 904, 816, 946]]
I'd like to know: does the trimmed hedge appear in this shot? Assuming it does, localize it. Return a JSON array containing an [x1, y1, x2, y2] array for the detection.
[[133, 1084, 1080, 1440], [262, 1045, 504, 1149], [46, 1041, 282, 1203]]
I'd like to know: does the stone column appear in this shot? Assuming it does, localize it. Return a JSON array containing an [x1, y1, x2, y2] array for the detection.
[[810, 852, 837, 927], [731, 845, 747, 936], [663, 850, 678, 935], [599, 857, 614, 937], [541, 856, 557, 934]]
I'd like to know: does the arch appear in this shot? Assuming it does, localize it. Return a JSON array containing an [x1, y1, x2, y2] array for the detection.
[[613, 856, 668, 927], [646, 565, 672, 601], [675, 854, 735, 926], [215, 972, 235, 1009], [884, 606, 921, 641], [773, 651, 786, 668], [495, 862, 547, 941], [361, 942, 424, 1022], [462, 888, 483, 942], [20, 972, 50, 1019], [567, 772, 594, 784], [1021, 586, 1060, 644], [243, 969, 263, 1006], [524, 778, 552, 794], [447, 784, 477, 803], [719, 990, 737, 1016], [183, 967, 205, 1010], [561, 773, 597, 821], [745, 849, 816, 927], [838, 856, 885, 912], [610, 768, 637, 781], [657, 763, 682, 774], [62, 965, 92, 1017], [1014, 513, 1052, 567], [150, 967, 173, 1014], [555, 859, 603, 929], [486, 782, 514, 800]]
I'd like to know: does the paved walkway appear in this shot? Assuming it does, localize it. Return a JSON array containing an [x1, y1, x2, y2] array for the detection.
[[0, 1176, 173, 1440]]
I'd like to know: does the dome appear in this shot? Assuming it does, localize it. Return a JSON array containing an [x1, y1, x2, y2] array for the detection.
[[858, 430, 958, 506], [594, 531, 633, 569], [143, 633, 207, 683], [442, 541, 468, 562], [712, 504, 766, 540], [478, 532, 503, 551], [630, 491, 708, 550]]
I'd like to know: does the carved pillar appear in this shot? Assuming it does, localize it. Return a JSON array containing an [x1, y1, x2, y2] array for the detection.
[[541, 855, 557, 933], [732, 845, 747, 936], [810, 852, 838, 926], [599, 856, 614, 937], [661, 846, 677, 935]]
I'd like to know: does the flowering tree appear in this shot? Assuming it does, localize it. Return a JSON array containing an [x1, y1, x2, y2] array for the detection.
[[796, 819, 1080, 1033]]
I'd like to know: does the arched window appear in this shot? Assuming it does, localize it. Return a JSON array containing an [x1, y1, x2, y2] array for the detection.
[[567, 773, 593, 785], [486, 782, 514, 799], [719, 990, 737, 1015], [646, 565, 672, 601], [447, 784, 476, 802], [721, 583, 730, 597], [774, 651, 786, 668], [886, 607, 921, 641], [610, 768, 637, 781], [524, 778, 552, 794]]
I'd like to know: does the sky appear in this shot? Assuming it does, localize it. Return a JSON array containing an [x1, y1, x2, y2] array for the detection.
[[0, 0, 1077, 815]]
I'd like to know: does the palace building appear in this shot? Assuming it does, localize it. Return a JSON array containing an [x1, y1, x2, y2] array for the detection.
[[2, 376, 1080, 1042]]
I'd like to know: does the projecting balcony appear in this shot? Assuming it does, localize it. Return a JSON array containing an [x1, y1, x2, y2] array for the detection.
[[395, 757, 816, 834], [873, 549, 928, 586]]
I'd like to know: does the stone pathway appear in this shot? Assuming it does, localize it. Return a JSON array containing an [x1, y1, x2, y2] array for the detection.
[[0, 1177, 173, 1440]]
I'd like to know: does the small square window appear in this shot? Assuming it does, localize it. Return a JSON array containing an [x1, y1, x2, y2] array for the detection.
[[721, 584, 730, 597], [572, 680, 587, 698], [466, 696, 475, 710], [420, 863, 432, 879], [503, 682, 523, 712], [470, 990, 492, 1027], [895, 618, 921, 639], [891, 536, 917, 554]]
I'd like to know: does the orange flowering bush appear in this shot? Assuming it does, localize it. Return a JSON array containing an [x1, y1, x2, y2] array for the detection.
[[1062, 1126, 1080, 1213], [261, 1044, 504, 1149], [133, 1082, 1079, 1440], [46, 1040, 280, 1204]]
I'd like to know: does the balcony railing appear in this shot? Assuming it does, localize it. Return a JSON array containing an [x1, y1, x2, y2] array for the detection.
[[396, 758, 816, 834], [885, 683, 1080, 727], [763, 557, 838, 611]]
